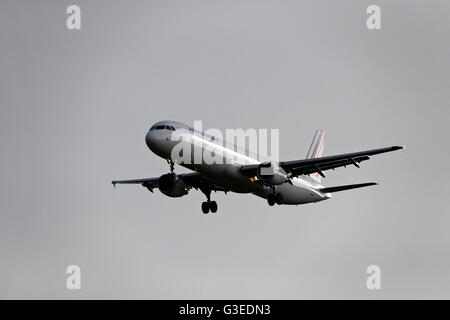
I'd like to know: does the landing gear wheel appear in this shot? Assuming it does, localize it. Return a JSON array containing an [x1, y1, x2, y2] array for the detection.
[[275, 193, 283, 205], [209, 201, 218, 213], [201, 202, 209, 214], [200, 186, 218, 214], [267, 194, 275, 206]]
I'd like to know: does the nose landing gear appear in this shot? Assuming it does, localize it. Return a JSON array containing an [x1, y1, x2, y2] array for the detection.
[[166, 158, 175, 173]]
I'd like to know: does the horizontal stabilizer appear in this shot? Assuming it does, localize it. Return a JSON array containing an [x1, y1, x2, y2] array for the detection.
[[319, 182, 377, 193]]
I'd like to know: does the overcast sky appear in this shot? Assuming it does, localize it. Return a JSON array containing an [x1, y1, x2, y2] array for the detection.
[[1, 0, 450, 299]]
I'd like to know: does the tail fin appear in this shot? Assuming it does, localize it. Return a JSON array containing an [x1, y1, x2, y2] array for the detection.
[[306, 129, 325, 183]]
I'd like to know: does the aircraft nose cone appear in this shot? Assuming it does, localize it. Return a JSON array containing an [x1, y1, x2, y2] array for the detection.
[[145, 129, 171, 158], [145, 130, 155, 150]]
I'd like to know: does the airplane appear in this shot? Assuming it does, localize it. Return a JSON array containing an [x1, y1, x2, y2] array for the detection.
[[112, 120, 404, 214]]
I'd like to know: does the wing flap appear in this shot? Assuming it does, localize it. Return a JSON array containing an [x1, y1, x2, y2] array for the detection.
[[290, 155, 370, 176]]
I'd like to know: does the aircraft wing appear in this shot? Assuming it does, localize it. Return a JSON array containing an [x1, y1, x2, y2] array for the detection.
[[112, 176, 160, 191], [112, 172, 228, 193], [240, 146, 404, 178]]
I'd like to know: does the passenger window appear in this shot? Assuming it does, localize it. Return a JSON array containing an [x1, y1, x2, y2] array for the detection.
[[156, 125, 165, 130]]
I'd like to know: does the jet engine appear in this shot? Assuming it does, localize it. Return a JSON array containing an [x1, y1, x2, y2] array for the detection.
[[158, 173, 189, 197], [257, 162, 289, 185]]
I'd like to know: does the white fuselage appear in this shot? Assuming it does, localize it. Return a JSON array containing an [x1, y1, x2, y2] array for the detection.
[[145, 121, 330, 205]]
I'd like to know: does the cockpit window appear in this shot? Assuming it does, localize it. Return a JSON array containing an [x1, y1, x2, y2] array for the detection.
[[151, 125, 176, 131]]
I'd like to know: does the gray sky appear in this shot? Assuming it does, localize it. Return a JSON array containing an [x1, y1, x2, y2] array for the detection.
[[1, 0, 450, 299]]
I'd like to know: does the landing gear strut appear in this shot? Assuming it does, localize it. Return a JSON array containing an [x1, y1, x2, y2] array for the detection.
[[200, 187, 218, 214], [167, 158, 174, 173], [267, 194, 275, 206]]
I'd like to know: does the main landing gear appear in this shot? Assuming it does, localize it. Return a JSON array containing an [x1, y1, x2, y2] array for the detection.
[[202, 200, 217, 214], [267, 186, 283, 206], [166, 158, 218, 214], [200, 187, 218, 214]]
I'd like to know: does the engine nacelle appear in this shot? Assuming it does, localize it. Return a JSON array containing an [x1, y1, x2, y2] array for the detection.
[[158, 173, 189, 197], [257, 162, 289, 185]]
